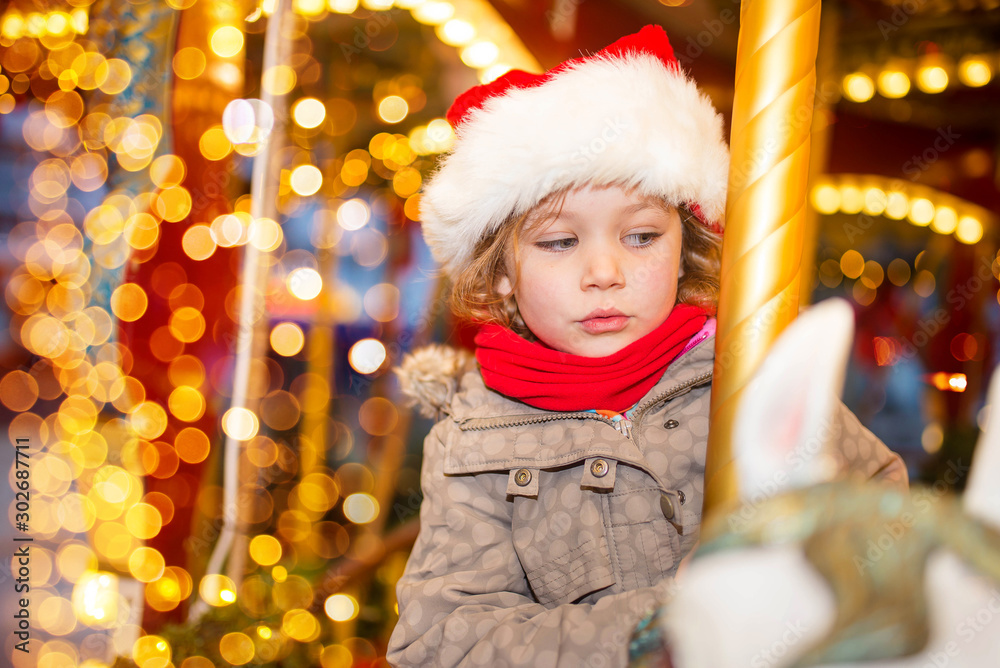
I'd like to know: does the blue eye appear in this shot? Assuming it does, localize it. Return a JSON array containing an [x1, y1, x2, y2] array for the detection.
[[535, 238, 577, 251], [625, 232, 661, 247]]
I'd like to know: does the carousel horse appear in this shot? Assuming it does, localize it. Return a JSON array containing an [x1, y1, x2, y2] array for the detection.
[[633, 299, 1000, 668]]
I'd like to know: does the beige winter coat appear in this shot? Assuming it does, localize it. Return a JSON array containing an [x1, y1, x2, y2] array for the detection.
[[387, 331, 908, 667]]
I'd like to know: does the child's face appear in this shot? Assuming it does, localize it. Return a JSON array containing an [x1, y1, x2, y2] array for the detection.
[[500, 183, 683, 357]]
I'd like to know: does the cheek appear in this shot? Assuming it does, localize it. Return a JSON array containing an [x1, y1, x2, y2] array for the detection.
[[630, 250, 682, 293]]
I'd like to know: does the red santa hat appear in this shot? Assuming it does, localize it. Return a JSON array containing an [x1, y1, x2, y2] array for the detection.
[[420, 24, 730, 279]]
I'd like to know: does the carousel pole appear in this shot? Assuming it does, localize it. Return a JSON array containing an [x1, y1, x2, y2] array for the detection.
[[703, 0, 825, 519], [188, 0, 292, 622]]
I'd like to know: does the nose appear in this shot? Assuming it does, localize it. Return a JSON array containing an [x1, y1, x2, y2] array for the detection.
[[581, 246, 625, 290]]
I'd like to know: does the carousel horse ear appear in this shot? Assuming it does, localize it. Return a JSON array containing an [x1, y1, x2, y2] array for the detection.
[[734, 298, 854, 503], [964, 369, 1000, 530]]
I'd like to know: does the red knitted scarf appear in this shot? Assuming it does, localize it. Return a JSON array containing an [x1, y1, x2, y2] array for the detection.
[[474, 303, 709, 412]]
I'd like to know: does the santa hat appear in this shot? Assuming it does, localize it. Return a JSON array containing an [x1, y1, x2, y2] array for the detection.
[[420, 24, 730, 279]]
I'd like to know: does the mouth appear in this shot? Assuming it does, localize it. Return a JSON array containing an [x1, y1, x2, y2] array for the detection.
[[579, 309, 629, 334]]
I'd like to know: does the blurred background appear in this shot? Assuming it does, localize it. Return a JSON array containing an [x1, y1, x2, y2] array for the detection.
[[0, 0, 998, 665]]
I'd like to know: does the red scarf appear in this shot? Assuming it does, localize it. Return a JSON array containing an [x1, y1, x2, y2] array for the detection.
[[475, 303, 709, 412]]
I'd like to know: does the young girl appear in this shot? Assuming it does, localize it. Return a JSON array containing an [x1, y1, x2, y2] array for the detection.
[[387, 25, 907, 667]]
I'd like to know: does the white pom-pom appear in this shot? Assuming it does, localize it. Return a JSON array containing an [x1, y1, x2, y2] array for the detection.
[[394, 345, 475, 419]]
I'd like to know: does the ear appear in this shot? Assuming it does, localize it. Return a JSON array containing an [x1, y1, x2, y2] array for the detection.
[[964, 370, 1000, 530], [734, 298, 854, 502]]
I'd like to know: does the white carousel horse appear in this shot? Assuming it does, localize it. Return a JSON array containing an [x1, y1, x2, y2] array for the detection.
[[662, 299, 1000, 668]]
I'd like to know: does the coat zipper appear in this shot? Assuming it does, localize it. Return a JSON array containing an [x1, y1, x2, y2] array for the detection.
[[458, 371, 713, 439]]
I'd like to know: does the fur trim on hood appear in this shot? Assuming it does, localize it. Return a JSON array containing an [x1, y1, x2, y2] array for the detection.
[[394, 345, 477, 419]]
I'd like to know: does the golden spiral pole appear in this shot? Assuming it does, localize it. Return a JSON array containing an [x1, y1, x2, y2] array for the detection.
[[703, 0, 824, 519]]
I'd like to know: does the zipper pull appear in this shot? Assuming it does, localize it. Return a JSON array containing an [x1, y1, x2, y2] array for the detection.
[[613, 415, 632, 439]]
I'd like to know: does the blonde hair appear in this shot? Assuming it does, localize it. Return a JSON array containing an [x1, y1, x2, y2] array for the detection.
[[449, 187, 722, 339]]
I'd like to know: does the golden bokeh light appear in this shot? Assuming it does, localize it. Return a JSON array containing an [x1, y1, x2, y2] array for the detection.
[[211, 26, 245, 58], [129, 547, 166, 583], [412, 1, 455, 24], [438, 18, 476, 46], [271, 322, 306, 356], [1, 370, 40, 411], [129, 401, 168, 440], [462, 41, 500, 68], [125, 503, 163, 540], [199, 125, 233, 161], [916, 64, 949, 93], [287, 267, 323, 300], [329, 0, 361, 12], [70, 152, 109, 192], [219, 632, 255, 665], [959, 55, 992, 87], [876, 70, 910, 98], [840, 250, 865, 279], [377, 95, 409, 123], [907, 198, 935, 226], [133, 634, 171, 668], [97, 58, 132, 95], [250, 216, 283, 251], [168, 386, 207, 422], [150, 154, 187, 188], [930, 205, 959, 235], [283, 609, 320, 642], [110, 283, 148, 322], [337, 198, 370, 230], [290, 164, 323, 196], [343, 493, 379, 524], [249, 534, 283, 566], [199, 573, 238, 607], [144, 491, 176, 526], [293, 97, 326, 128], [262, 65, 296, 95], [124, 212, 160, 250], [182, 224, 217, 261], [392, 166, 422, 198], [222, 407, 259, 441], [169, 306, 206, 343], [72, 571, 118, 627], [956, 215, 984, 245], [842, 72, 874, 103], [324, 593, 360, 622], [154, 186, 193, 222], [175, 427, 211, 464], [348, 338, 387, 374], [885, 191, 909, 220], [173, 46, 207, 80]]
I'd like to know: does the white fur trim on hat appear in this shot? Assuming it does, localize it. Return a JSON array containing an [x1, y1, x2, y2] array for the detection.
[[420, 51, 729, 279]]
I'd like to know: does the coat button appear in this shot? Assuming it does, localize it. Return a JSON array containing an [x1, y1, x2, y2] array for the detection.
[[660, 494, 675, 520], [590, 459, 609, 478], [514, 468, 532, 486], [665, 419, 679, 429]]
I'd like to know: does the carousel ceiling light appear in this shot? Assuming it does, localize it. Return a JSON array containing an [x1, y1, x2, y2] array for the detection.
[[439, 18, 476, 46], [956, 215, 984, 244], [916, 65, 949, 93], [842, 72, 874, 102], [876, 70, 911, 98], [412, 1, 455, 25], [958, 55, 992, 87], [461, 41, 500, 68], [907, 197, 935, 226]]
